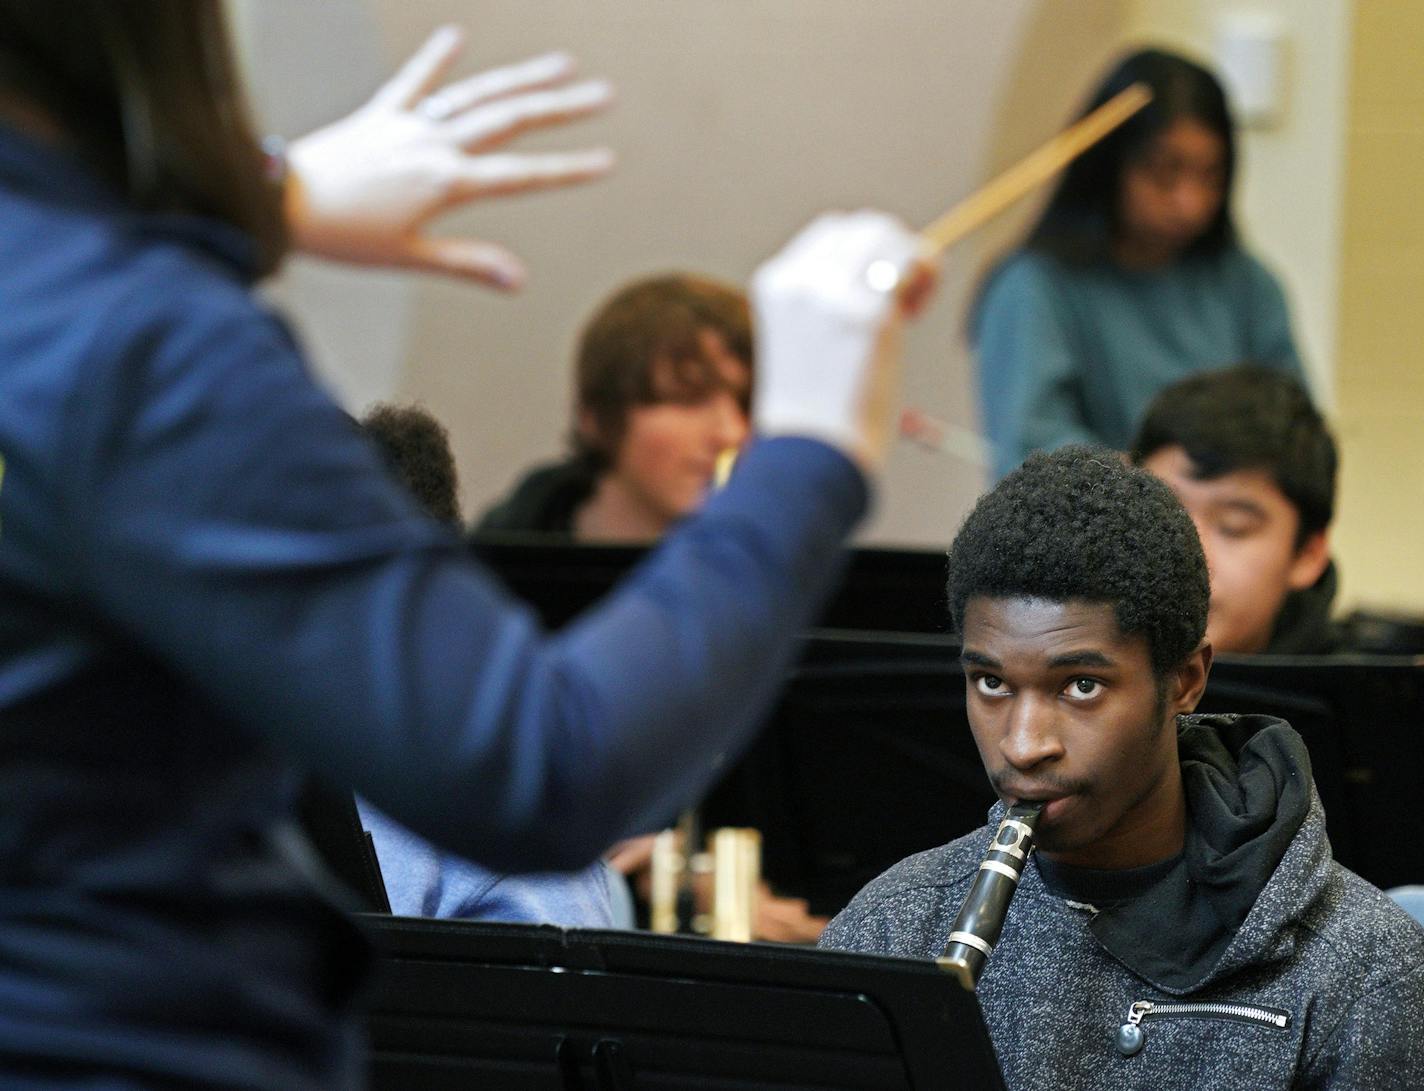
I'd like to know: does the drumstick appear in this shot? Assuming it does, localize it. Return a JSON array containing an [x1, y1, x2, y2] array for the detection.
[[919, 82, 1152, 257], [748, 86, 1152, 472], [876, 85, 1151, 465], [900, 408, 989, 467]]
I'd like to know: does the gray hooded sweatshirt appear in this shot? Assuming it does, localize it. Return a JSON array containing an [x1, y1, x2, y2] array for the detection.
[[820, 714, 1424, 1089]]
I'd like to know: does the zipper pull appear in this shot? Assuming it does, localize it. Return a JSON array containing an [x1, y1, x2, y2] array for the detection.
[[1116, 1000, 1152, 1057]]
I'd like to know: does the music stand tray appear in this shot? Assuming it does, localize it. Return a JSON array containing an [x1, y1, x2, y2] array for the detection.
[[361, 916, 1005, 1090]]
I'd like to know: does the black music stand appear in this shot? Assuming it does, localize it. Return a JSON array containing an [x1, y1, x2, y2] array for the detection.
[[469, 534, 952, 634], [702, 633, 1424, 916], [361, 916, 1006, 1090], [296, 781, 391, 913], [1205, 653, 1424, 890], [702, 631, 990, 917]]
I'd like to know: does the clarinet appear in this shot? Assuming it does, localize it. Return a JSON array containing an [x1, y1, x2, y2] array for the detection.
[[936, 802, 1044, 991]]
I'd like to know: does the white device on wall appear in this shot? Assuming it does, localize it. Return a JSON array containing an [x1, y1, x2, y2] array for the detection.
[[1213, 10, 1287, 129]]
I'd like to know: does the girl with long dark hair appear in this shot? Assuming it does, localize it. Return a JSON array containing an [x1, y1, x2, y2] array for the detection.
[[972, 48, 1305, 480]]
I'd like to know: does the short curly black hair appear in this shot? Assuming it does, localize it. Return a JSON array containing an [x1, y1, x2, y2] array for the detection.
[[948, 446, 1209, 675], [362, 403, 461, 526]]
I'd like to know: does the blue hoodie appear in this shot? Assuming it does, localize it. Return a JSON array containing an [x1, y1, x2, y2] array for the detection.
[[0, 123, 866, 1087]]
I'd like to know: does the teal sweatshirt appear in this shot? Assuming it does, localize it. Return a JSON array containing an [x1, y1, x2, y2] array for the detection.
[[975, 247, 1304, 480]]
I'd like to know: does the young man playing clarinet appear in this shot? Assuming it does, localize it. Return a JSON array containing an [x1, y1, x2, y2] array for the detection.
[[819, 447, 1424, 1089]]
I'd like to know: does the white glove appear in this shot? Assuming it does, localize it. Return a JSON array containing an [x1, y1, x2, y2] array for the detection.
[[285, 26, 614, 289], [750, 211, 926, 474]]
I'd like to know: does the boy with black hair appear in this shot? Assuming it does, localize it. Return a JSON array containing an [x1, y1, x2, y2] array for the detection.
[[820, 447, 1424, 1089], [1131, 366, 1337, 654]]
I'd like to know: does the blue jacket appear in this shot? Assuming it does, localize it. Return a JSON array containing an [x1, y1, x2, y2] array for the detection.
[[0, 124, 866, 1087]]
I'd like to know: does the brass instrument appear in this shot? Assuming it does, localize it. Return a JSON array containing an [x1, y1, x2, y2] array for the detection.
[[649, 814, 761, 941]]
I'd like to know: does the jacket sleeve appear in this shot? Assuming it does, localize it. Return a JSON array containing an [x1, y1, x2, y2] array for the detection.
[[1298, 962, 1424, 1088], [974, 255, 1099, 480], [62, 277, 867, 874], [818, 868, 959, 961], [819, 898, 897, 956]]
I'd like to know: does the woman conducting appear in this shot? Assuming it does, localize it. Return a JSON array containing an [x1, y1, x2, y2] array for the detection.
[[0, 3, 931, 1085], [973, 47, 1305, 480]]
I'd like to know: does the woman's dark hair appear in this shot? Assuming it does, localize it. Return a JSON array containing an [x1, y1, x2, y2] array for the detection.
[[1022, 47, 1237, 266], [0, 1, 288, 276], [573, 273, 753, 472]]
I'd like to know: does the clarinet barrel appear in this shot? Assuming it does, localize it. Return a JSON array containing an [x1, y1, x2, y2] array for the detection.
[[937, 802, 1043, 991]]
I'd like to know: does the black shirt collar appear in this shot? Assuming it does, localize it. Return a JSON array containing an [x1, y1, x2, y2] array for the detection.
[[1036, 852, 1182, 909]]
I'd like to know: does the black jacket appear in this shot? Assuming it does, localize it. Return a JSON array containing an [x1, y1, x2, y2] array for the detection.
[[1266, 561, 1341, 655], [473, 458, 596, 536]]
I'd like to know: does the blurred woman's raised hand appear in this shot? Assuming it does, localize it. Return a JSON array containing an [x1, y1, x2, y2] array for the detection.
[[285, 25, 614, 289]]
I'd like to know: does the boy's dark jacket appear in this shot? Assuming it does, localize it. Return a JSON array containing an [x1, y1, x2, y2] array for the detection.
[[1266, 562, 1341, 655], [821, 715, 1424, 1090], [473, 458, 594, 536]]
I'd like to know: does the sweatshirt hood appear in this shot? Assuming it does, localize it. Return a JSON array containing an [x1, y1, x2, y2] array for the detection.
[[1075, 713, 1325, 992]]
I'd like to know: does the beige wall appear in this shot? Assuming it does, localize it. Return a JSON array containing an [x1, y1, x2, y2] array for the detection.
[[233, 0, 1129, 546], [1331, 1, 1424, 613], [230, 1, 415, 415], [236, 1, 1393, 578], [367, 0, 1136, 546]]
